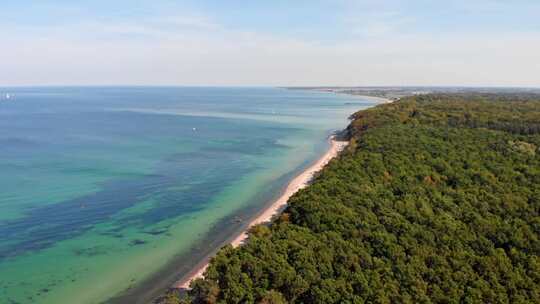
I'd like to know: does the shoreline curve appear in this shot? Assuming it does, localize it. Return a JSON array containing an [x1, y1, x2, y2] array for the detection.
[[174, 136, 349, 290]]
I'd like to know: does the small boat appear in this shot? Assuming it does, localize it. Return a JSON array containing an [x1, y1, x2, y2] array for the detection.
[[5, 93, 10, 100]]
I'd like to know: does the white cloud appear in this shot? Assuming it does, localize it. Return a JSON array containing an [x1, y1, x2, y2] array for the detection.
[[450, 0, 540, 13], [348, 12, 413, 38], [158, 15, 222, 31], [0, 8, 539, 87]]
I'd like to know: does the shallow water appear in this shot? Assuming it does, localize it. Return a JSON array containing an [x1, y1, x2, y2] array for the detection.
[[0, 87, 374, 304]]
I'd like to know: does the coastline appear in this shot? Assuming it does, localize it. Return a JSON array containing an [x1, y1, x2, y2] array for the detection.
[[343, 94, 393, 104], [173, 136, 349, 290], [283, 87, 393, 104], [327, 92, 394, 104]]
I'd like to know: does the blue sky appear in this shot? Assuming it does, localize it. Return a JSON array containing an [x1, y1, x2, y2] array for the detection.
[[1, 0, 539, 86]]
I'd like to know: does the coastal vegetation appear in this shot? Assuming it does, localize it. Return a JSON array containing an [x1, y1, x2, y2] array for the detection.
[[166, 93, 540, 303]]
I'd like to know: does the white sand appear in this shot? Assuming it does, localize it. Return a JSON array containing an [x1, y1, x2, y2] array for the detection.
[[348, 94, 393, 104], [175, 137, 348, 289]]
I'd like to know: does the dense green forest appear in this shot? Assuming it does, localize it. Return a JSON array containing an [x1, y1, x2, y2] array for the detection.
[[165, 93, 540, 304]]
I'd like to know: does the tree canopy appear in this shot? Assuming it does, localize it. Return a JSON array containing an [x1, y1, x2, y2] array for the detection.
[[169, 93, 540, 304]]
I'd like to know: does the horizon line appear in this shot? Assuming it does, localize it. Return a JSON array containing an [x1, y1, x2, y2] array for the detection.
[[1, 84, 539, 89]]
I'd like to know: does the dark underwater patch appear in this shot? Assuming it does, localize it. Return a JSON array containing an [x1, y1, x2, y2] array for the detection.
[[0, 143, 257, 261], [129, 239, 147, 246], [73, 246, 109, 257]]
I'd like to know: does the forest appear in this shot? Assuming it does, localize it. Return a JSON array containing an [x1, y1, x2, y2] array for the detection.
[[165, 93, 540, 303]]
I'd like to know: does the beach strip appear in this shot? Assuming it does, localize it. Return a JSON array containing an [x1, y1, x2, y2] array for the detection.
[[174, 136, 349, 289]]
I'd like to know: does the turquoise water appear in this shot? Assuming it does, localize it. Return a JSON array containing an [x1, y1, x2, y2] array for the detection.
[[0, 87, 374, 304]]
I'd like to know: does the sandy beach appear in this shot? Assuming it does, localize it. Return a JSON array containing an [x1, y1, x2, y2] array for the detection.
[[174, 136, 349, 289], [307, 89, 393, 104], [348, 94, 393, 104]]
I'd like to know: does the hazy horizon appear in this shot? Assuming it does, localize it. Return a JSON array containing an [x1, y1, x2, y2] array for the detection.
[[1, 1, 539, 87], [1, 85, 540, 89]]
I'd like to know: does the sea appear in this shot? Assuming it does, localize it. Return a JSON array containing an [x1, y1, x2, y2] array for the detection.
[[0, 87, 375, 304]]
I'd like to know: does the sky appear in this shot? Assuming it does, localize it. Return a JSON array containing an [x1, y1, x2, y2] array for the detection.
[[1, 0, 539, 86]]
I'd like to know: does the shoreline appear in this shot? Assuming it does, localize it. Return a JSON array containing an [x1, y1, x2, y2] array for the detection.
[[282, 87, 393, 104], [342, 94, 393, 104], [325, 92, 394, 104], [173, 136, 349, 290]]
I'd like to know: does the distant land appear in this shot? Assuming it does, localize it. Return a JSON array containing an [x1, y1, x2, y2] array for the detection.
[[285, 86, 540, 101]]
